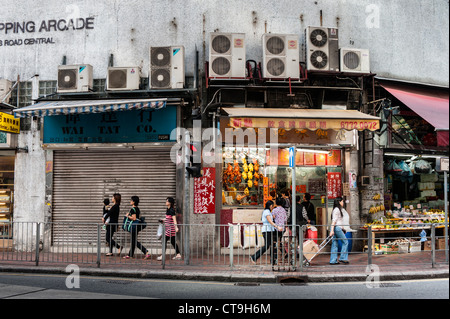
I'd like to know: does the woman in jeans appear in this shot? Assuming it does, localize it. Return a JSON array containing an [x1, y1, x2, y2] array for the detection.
[[250, 200, 283, 264], [329, 197, 351, 265]]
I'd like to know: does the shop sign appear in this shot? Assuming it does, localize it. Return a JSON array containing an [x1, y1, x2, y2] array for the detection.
[[327, 172, 342, 199], [194, 167, 215, 214], [0, 112, 20, 134], [229, 117, 380, 131], [440, 158, 449, 172], [43, 106, 176, 144]]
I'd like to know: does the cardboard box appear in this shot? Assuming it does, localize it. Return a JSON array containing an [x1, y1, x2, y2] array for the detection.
[[0, 239, 12, 251], [381, 244, 398, 254], [423, 241, 433, 251], [437, 238, 447, 250], [303, 240, 320, 261]]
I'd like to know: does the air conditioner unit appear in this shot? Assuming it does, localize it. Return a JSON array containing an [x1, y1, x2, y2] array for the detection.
[[209, 32, 246, 78], [149, 46, 185, 89], [57, 64, 93, 93], [107, 66, 141, 91], [262, 34, 300, 79], [0, 79, 12, 104], [305, 26, 339, 72], [340, 48, 370, 73]]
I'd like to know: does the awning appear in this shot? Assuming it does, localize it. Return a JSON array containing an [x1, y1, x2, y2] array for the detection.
[[380, 81, 449, 147], [380, 82, 449, 131], [221, 108, 380, 131], [13, 98, 167, 118]]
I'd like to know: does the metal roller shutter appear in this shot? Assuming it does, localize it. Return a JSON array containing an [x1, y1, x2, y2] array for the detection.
[[52, 148, 176, 246]]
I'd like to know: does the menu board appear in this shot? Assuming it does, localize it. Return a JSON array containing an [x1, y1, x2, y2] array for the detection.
[[194, 167, 216, 214], [327, 172, 342, 199], [308, 178, 326, 194]]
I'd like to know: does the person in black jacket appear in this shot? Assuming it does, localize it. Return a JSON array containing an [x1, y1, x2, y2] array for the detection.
[[302, 193, 316, 225], [103, 193, 123, 256]]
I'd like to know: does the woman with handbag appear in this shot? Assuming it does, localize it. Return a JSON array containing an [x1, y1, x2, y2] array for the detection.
[[250, 200, 283, 265], [103, 193, 123, 256], [329, 197, 351, 265], [123, 196, 150, 259], [157, 197, 181, 261]]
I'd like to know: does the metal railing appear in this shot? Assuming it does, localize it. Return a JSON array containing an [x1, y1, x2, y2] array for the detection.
[[0, 222, 448, 270]]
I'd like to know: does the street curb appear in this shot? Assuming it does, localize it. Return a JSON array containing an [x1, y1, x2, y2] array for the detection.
[[1, 265, 448, 283]]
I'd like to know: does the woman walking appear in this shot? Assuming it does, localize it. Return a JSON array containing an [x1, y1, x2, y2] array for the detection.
[[250, 200, 283, 265], [103, 193, 122, 256], [157, 197, 181, 261], [329, 197, 351, 265], [123, 196, 149, 259]]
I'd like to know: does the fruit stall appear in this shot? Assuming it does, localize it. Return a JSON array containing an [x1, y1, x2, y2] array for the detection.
[[361, 209, 448, 254]]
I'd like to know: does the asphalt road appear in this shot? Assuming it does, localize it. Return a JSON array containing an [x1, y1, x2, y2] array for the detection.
[[0, 272, 448, 301]]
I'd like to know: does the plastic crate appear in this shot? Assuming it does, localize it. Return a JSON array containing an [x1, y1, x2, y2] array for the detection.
[[398, 242, 409, 254], [409, 241, 422, 253]]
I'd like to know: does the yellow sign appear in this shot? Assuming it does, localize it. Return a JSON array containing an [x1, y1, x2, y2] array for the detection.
[[0, 112, 20, 134], [228, 117, 380, 131]]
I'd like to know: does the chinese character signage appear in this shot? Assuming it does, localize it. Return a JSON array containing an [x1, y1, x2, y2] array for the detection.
[[43, 106, 176, 144], [0, 112, 20, 134], [194, 167, 216, 214], [327, 172, 342, 199], [229, 117, 379, 131]]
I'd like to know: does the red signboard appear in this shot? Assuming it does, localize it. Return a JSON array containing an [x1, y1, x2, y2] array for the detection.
[[194, 167, 216, 214], [327, 172, 342, 199]]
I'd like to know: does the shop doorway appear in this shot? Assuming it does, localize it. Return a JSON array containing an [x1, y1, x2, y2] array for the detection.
[[0, 155, 14, 249]]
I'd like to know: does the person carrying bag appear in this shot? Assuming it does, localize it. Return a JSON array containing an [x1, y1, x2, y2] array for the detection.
[[122, 196, 150, 259]]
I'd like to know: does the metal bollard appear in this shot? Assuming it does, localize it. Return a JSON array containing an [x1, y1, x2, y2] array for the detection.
[[35, 223, 40, 267], [368, 226, 373, 266], [431, 224, 436, 268], [161, 223, 166, 269], [97, 224, 101, 268], [229, 225, 234, 269]]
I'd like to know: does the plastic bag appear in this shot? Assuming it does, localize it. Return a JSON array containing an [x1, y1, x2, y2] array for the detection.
[[156, 223, 163, 240], [413, 159, 432, 174], [228, 223, 242, 248], [243, 224, 257, 249]]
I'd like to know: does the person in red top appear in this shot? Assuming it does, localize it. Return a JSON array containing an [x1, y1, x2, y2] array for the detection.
[[157, 197, 181, 261]]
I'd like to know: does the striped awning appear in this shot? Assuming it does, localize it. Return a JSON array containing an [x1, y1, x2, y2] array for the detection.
[[13, 98, 167, 118]]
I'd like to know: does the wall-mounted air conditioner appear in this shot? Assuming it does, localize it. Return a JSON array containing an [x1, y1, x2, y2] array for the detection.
[[262, 33, 300, 79], [107, 66, 141, 91], [340, 48, 370, 73], [305, 26, 339, 72], [0, 79, 12, 104], [149, 46, 185, 89], [57, 64, 93, 93], [209, 32, 246, 78]]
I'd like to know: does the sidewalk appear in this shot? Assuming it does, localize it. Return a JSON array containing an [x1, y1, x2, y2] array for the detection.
[[1, 251, 448, 283]]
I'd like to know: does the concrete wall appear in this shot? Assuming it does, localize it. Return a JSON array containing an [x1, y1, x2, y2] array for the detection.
[[0, 0, 448, 86]]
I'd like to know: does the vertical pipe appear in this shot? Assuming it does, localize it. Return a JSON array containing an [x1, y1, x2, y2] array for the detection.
[[368, 226, 373, 265], [444, 171, 448, 263]]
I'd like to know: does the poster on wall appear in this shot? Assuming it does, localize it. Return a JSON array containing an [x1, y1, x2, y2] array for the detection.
[[194, 167, 216, 214], [349, 170, 358, 189], [327, 172, 342, 199]]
